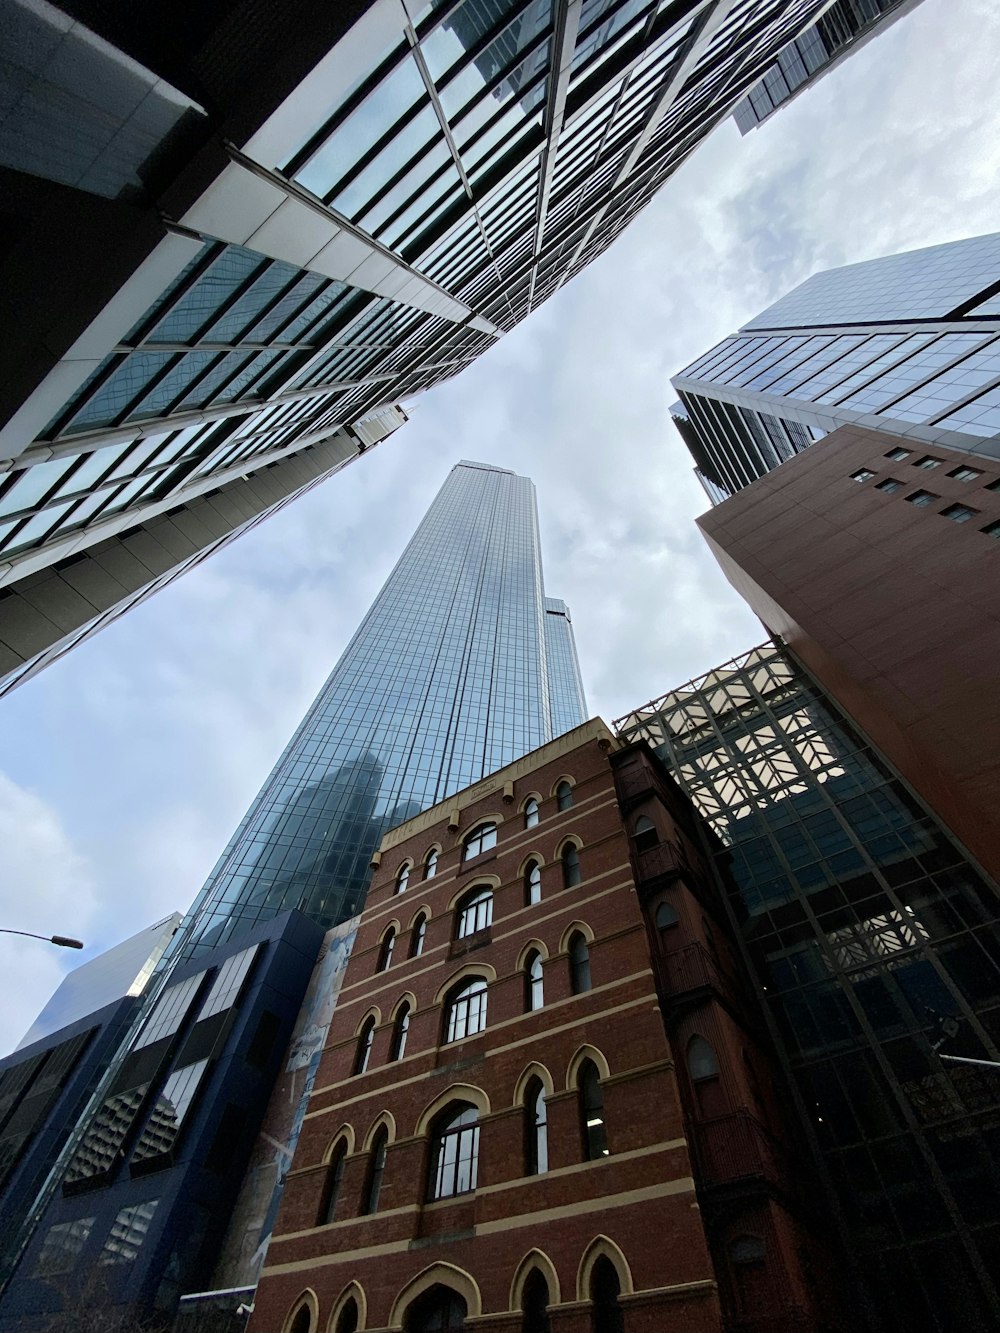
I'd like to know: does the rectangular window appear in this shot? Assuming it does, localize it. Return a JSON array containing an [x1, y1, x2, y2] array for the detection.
[[99, 1200, 159, 1265], [946, 466, 982, 481], [987, 479, 1000, 493], [981, 520, 1000, 539], [850, 469, 875, 483], [875, 478, 903, 493], [884, 447, 910, 461], [906, 491, 939, 508], [940, 503, 979, 524], [913, 456, 942, 470]]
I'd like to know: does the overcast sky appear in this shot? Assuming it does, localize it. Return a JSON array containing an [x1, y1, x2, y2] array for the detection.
[[1, 0, 998, 1054]]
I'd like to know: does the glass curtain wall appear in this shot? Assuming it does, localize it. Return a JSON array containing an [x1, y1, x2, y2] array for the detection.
[[616, 642, 1000, 1333]]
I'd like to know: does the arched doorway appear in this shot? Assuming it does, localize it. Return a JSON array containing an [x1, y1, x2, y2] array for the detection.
[[405, 1284, 468, 1332]]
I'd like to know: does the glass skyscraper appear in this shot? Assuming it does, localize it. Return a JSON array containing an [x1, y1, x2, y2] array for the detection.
[[1, 0, 870, 694], [179, 460, 586, 956], [616, 641, 1000, 1333], [671, 231, 1000, 501], [732, 0, 925, 134]]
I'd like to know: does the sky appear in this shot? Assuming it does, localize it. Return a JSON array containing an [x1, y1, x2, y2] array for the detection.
[[1, 0, 998, 1054]]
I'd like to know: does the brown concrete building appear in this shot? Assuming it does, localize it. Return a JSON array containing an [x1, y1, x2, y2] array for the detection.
[[249, 720, 830, 1333], [697, 423, 1000, 882]]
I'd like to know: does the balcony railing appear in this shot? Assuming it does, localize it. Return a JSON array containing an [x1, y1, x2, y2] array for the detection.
[[635, 840, 684, 883], [660, 941, 726, 997]]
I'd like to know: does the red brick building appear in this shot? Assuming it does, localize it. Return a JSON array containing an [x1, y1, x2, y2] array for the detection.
[[697, 423, 1000, 880], [249, 720, 830, 1333]]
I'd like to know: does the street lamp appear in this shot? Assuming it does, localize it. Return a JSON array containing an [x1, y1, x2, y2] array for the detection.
[[0, 928, 84, 949]]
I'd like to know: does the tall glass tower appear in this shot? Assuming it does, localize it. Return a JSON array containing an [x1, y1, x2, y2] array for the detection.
[[180, 460, 586, 956], [671, 231, 1000, 502]]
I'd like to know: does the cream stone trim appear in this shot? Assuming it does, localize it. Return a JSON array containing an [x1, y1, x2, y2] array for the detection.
[[414, 1082, 490, 1137], [327, 1281, 367, 1332], [389, 1262, 483, 1326], [407, 903, 433, 930], [516, 850, 546, 878], [509, 1249, 561, 1311], [447, 875, 501, 911], [620, 1279, 717, 1304], [282, 1288, 319, 1333], [354, 1006, 381, 1035], [474, 1137, 688, 1195], [306, 990, 657, 1117], [433, 961, 498, 1006], [576, 1235, 634, 1300], [555, 834, 584, 859], [558, 919, 594, 953], [474, 1177, 696, 1237], [515, 938, 549, 971], [361, 1110, 396, 1151], [263, 1179, 696, 1275], [377, 920, 400, 944], [454, 813, 506, 851], [566, 1043, 611, 1088], [511, 1060, 555, 1106], [375, 721, 618, 852], [389, 991, 417, 1022], [271, 1203, 420, 1244], [322, 1124, 355, 1163], [550, 774, 576, 798]]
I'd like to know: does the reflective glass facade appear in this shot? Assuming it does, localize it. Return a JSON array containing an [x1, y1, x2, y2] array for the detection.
[[672, 233, 1000, 499], [543, 597, 587, 737], [616, 643, 1000, 1333], [732, 0, 924, 134], [2, 0, 844, 689], [177, 461, 585, 956]]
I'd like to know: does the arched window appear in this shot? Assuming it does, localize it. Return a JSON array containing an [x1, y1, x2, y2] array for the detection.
[[334, 1298, 360, 1333], [688, 1035, 724, 1117], [579, 1060, 608, 1160], [289, 1305, 313, 1333], [655, 900, 678, 930], [569, 933, 592, 994], [590, 1255, 623, 1333], [362, 1127, 388, 1214], [429, 1103, 480, 1199], [525, 860, 542, 906], [633, 816, 658, 852], [377, 928, 395, 972], [353, 1017, 376, 1075], [410, 914, 428, 958], [556, 781, 574, 811], [522, 1269, 550, 1333], [424, 849, 439, 880], [729, 1235, 767, 1319], [526, 952, 544, 1011], [525, 1078, 548, 1175], [395, 864, 410, 895], [456, 886, 493, 938], [524, 798, 540, 829], [390, 1004, 411, 1062], [317, 1141, 347, 1225], [463, 822, 497, 861], [445, 978, 488, 1043], [405, 1286, 468, 1333], [562, 844, 581, 889]]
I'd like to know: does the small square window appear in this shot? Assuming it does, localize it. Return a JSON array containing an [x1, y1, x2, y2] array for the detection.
[[913, 456, 942, 470], [981, 520, 1000, 539], [947, 466, 981, 482], [875, 478, 904, 493], [986, 479, 1000, 493], [940, 503, 979, 524], [850, 469, 875, 483], [906, 490, 939, 507], [884, 447, 910, 462]]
